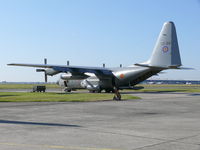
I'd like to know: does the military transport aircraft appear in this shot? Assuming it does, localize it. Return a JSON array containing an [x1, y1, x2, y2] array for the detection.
[[8, 21, 184, 100]]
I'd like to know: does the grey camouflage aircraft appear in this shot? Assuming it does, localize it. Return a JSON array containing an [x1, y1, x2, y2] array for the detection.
[[8, 21, 184, 100]]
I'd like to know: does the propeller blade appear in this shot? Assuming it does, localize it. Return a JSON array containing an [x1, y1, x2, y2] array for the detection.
[[44, 58, 47, 82], [35, 58, 48, 82], [44, 58, 47, 65], [45, 73, 48, 82]]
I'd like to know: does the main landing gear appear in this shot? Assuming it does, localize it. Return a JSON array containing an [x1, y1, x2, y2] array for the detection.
[[113, 87, 121, 101]]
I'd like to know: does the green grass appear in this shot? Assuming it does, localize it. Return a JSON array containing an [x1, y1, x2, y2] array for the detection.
[[140, 84, 200, 88], [0, 92, 140, 102], [123, 84, 200, 93], [140, 84, 198, 87], [1, 83, 199, 89], [0, 84, 199, 102], [134, 88, 200, 93], [0, 84, 59, 89]]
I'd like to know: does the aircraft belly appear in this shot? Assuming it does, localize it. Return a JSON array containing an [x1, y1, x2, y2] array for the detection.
[[114, 68, 160, 87]]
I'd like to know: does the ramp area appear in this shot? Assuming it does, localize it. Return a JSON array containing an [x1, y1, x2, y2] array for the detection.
[[0, 93, 200, 150]]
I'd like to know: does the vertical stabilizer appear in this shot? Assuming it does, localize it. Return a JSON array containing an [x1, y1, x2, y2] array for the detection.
[[147, 21, 182, 68]]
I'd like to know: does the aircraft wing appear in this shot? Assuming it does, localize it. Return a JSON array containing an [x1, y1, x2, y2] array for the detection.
[[7, 63, 114, 79]]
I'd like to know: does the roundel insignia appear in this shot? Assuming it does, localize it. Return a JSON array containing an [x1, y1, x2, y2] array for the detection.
[[162, 46, 169, 53], [120, 74, 125, 79]]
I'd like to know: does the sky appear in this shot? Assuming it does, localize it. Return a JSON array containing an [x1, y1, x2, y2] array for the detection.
[[0, 0, 200, 82]]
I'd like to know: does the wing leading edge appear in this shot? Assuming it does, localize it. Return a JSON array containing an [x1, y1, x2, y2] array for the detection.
[[8, 63, 114, 79]]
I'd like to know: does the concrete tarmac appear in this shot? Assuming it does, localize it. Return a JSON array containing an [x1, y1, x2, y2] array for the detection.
[[0, 92, 200, 150]]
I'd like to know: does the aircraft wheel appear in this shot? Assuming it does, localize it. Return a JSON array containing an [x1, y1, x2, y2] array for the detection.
[[89, 90, 95, 93], [113, 96, 121, 101], [97, 90, 102, 93], [105, 89, 111, 93]]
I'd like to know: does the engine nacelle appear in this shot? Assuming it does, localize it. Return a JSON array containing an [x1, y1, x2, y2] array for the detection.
[[60, 73, 88, 80], [45, 68, 59, 76], [60, 73, 72, 80]]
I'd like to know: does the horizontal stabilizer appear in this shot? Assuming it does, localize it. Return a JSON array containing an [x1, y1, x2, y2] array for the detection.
[[178, 67, 194, 70], [135, 63, 170, 69], [135, 63, 193, 70]]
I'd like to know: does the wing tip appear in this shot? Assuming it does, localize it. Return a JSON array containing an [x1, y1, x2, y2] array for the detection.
[[7, 63, 14, 66]]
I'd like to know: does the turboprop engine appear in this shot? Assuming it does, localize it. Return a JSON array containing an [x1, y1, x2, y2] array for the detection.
[[35, 58, 59, 82], [60, 72, 89, 80], [36, 68, 59, 82], [45, 68, 59, 76]]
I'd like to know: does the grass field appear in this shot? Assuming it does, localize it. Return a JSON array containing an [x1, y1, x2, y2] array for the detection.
[[0, 83, 199, 89], [140, 84, 200, 88], [125, 84, 200, 93], [0, 84, 59, 89], [128, 88, 200, 93], [0, 84, 199, 102], [0, 92, 140, 102], [136, 84, 200, 93]]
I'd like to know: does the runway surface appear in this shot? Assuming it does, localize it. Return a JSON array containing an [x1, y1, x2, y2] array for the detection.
[[0, 92, 200, 150]]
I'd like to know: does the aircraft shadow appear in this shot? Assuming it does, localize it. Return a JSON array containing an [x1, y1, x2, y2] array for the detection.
[[0, 119, 81, 127], [188, 93, 200, 96]]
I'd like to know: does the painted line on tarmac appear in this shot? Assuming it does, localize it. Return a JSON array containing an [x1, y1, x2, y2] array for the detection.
[[0, 142, 119, 150]]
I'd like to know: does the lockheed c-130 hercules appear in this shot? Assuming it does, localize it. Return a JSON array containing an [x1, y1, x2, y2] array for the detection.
[[8, 21, 186, 100]]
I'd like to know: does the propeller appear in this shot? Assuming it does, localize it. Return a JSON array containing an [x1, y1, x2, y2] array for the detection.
[[44, 58, 47, 82], [36, 58, 48, 82]]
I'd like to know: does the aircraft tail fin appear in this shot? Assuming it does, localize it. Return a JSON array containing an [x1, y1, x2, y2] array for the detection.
[[139, 21, 182, 69]]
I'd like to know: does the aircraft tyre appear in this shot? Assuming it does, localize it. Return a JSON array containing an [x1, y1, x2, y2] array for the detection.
[[97, 89, 102, 93], [113, 96, 121, 101], [105, 89, 115, 93], [64, 89, 71, 92], [105, 89, 111, 93], [89, 90, 95, 93]]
